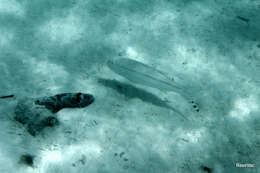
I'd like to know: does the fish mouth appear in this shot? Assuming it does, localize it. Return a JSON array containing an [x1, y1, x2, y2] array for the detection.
[[88, 95, 95, 104], [83, 94, 95, 105]]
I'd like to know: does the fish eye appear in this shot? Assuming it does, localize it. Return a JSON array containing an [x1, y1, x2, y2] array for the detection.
[[76, 93, 82, 102], [80, 94, 85, 100]]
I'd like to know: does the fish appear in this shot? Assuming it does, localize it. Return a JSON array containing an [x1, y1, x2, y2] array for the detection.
[[0, 94, 14, 99], [14, 92, 94, 136], [106, 58, 200, 114], [107, 58, 189, 98], [34, 92, 95, 113], [236, 16, 250, 23]]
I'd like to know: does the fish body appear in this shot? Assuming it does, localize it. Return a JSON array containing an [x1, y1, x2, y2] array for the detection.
[[106, 58, 198, 116], [107, 58, 188, 97], [35, 92, 95, 113]]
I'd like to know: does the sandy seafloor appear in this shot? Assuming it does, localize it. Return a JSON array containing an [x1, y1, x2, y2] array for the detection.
[[0, 0, 260, 173]]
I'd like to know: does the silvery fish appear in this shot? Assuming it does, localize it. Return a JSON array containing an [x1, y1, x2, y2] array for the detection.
[[107, 58, 188, 98]]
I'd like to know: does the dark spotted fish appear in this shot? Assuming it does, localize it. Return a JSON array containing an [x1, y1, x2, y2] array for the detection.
[[35, 92, 95, 113]]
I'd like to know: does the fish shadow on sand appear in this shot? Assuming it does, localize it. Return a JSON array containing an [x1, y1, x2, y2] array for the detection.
[[98, 78, 186, 120]]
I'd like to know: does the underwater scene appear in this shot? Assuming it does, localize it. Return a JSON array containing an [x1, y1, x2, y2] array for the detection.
[[0, 0, 259, 173]]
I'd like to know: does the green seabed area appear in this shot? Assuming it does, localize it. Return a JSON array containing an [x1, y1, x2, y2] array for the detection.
[[0, 0, 259, 173]]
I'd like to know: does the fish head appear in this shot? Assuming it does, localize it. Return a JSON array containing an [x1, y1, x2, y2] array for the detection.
[[75, 93, 95, 107]]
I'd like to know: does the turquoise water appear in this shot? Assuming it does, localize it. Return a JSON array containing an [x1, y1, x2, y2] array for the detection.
[[0, 0, 259, 172]]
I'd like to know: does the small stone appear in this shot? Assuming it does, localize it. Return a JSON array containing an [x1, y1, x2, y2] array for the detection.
[[123, 165, 129, 169], [79, 155, 86, 165], [119, 152, 125, 157], [20, 154, 34, 167], [201, 166, 212, 173]]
